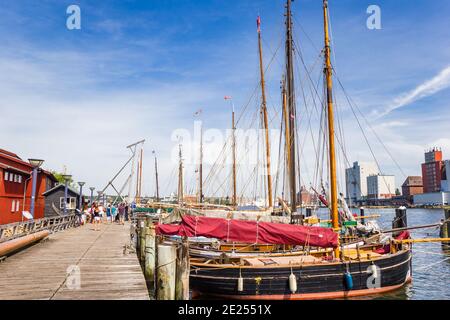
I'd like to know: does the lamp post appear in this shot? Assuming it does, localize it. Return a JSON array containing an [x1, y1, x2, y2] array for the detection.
[[97, 191, 103, 206], [89, 187, 95, 205], [62, 174, 72, 215], [28, 159, 44, 219], [78, 182, 85, 212]]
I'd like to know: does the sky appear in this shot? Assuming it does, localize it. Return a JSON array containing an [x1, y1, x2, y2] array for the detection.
[[0, 0, 449, 198]]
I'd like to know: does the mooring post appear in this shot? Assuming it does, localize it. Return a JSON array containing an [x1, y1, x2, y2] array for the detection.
[[305, 207, 312, 218], [139, 224, 147, 262], [144, 225, 156, 291], [393, 206, 407, 237], [130, 222, 138, 250], [175, 238, 190, 300], [145, 214, 153, 228], [137, 219, 145, 255], [360, 207, 365, 225], [440, 209, 450, 244], [156, 244, 177, 300]]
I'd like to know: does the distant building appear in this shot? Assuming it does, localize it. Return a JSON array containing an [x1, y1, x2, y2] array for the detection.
[[297, 186, 317, 206], [414, 192, 450, 206], [345, 161, 379, 203], [441, 160, 450, 192], [0, 148, 58, 225], [367, 174, 396, 199], [421, 148, 444, 193], [402, 176, 423, 198]]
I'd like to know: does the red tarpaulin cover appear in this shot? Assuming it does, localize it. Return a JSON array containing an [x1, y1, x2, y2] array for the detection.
[[156, 215, 338, 248]]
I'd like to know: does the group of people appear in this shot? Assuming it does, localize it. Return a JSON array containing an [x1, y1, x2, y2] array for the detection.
[[80, 202, 130, 231]]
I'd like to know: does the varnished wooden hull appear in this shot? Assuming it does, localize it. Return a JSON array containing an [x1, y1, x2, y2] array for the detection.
[[190, 249, 412, 300]]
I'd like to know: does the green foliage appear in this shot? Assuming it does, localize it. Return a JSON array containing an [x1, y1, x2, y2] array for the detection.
[[51, 171, 76, 188]]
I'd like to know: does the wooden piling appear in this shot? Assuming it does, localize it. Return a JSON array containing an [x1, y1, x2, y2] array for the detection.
[[136, 219, 145, 255], [360, 207, 365, 225], [175, 239, 190, 300], [392, 207, 407, 237], [305, 207, 312, 218], [139, 225, 147, 261], [144, 226, 156, 291], [440, 209, 450, 244], [130, 222, 138, 250], [156, 244, 177, 300]]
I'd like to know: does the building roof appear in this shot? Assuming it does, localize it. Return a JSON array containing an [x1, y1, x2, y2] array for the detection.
[[42, 183, 81, 197], [0, 149, 21, 159], [0, 147, 58, 181], [402, 176, 423, 187]]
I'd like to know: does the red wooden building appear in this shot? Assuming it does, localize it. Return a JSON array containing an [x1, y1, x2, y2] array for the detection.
[[0, 148, 58, 225]]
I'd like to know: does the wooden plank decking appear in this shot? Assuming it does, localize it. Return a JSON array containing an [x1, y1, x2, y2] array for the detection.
[[0, 222, 149, 300]]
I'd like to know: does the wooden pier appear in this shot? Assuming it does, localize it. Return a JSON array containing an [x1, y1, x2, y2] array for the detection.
[[0, 222, 149, 300]]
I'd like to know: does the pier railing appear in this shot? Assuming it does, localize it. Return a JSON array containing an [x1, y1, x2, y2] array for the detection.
[[0, 214, 78, 243]]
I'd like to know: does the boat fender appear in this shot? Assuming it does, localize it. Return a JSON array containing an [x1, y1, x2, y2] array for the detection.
[[344, 272, 353, 290], [237, 269, 244, 292], [370, 264, 378, 279], [289, 273, 297, 294]]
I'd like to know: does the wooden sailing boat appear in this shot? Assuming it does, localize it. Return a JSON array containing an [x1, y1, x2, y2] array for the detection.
[[183, 0, 412, 299]]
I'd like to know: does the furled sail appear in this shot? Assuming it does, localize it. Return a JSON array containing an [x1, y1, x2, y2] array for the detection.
[[156, 215, 339, 248]]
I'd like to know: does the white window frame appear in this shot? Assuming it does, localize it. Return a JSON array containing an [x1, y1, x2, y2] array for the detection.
[[60, 197, 77, 210], [16, 200, 20, 212], [9, 173, 13, 182], [4, 171, 8, 181], [11, 200, 15, 212], [18, 175, 22, 184]]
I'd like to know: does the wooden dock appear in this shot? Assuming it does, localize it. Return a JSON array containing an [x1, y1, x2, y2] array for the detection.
[[0, 222, 149, 300]]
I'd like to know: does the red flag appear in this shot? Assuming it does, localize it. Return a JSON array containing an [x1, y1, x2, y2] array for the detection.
[[257, 16, 261, 33], [224, 96, 232, 100]]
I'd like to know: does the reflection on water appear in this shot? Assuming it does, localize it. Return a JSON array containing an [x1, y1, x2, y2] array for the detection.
[[316, 207, 450, 300]]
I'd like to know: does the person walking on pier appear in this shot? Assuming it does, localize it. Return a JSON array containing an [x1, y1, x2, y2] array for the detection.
[[111, 204, 117, 223], [106, 204, 112, 223], [118, 202, 125, 225], [93, 203, 101, 231]]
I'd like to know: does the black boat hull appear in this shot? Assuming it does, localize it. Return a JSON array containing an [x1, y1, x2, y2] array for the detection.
[[190, 249, 412, 300]]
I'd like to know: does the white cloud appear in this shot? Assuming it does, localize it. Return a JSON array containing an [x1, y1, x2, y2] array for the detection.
[[374, 66, 450, 118]]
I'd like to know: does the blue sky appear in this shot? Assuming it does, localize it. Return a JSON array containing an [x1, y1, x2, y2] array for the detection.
[[1, 0, 449, 197]]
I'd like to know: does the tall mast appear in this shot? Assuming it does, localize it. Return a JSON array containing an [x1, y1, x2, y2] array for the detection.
[[154, 151, 160, 202], [281, 77, 291, 195], [285, 0, 298, 216], [199, 124, 203, 203], [135, 147, 143, 203], [323, 0, 340, 256], [178, 145, 184, 205], [257, 16, 273, 209], [232, 105, 237, 209]]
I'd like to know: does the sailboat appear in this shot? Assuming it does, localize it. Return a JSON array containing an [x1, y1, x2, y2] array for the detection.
[[157, 0, 413, 299]]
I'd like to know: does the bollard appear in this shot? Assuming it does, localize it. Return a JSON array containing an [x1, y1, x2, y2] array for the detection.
[[305, 208, 312, 218], [440, 209, 450, 244], [392, 206, 407, 237], [360, 207, 365, 225], [130, 223, 138, 249], [144, 226, 156, 291], [139, 225, 147, 262], [137, 219, 145, 254], [156, 244, 177, 300], [146, 215, 153, 228], [175, 239, 190, 300]]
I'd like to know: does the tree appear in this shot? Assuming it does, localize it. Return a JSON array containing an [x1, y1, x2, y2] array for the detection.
[[51, 171, 76, 188], [395, 188, 401, 196]]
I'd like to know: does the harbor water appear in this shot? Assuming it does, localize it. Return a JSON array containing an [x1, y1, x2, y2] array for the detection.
[[314, 207, 450, 300]]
